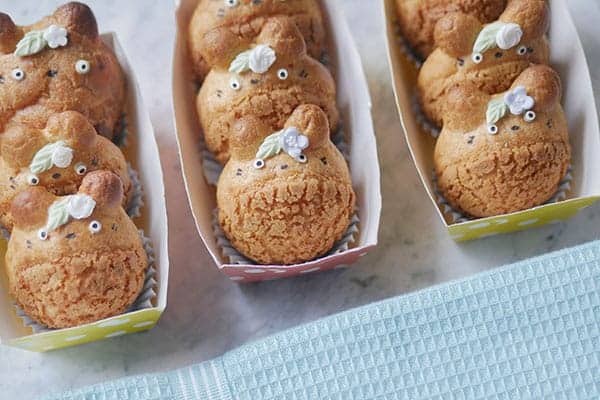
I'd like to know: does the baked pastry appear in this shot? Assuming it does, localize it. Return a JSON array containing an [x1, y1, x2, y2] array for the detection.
[[217, 104, 354, 265], [395, 0, 506, 59], [188, 0, 325, 81], [434, 65, 570, 218], [0, 2, 125, 139], [0, 111, 131, 231], [418, 0, 549, 127], [198, 17, 338, 164], [6, 171, 147, 329]]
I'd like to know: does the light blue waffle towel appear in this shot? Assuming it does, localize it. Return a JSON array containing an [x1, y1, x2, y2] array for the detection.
[[45, 241, 600, 399]]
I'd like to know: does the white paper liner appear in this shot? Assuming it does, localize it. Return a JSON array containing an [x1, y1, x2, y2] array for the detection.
[[126, 164, 144, 219], [14, 230, 157, 334], [212, 208, 360, 266], [433, 165, 574, 223]]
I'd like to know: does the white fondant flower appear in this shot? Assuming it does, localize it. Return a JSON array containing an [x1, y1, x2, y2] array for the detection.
[[279, 127, 309, 159], [504, 86, 535, 115], [248, 45, 276, 73], [67, 194, 96, 220], [496, 23, 523, 50], [51, 143, 74, 168], [43, 25, 68, 49]]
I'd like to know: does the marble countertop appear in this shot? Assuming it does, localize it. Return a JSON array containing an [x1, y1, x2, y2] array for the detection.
[[1, 0, 600, 398]]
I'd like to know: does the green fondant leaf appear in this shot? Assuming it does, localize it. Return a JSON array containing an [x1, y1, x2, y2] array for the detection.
[[473, 22, 504, 54], [229, 50, 251, 74], [14, 30, 48, 57], [486, 96, 509, 126], [30, 142, 61, 174], [46, 197, 71, 233], [256, 131, 283, 160]]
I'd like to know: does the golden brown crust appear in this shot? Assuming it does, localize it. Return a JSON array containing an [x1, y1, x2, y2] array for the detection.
[[6, 171, 146, 329], [434, 66, 571, 217], [0, 3, 125, 138], [217, 105, 354, 265], [418, 0, 549, 127], [188, 0, 326, 81], [0, 111, 131, 231], [198, 17, 338, 164], [395, 0, 507, 59]]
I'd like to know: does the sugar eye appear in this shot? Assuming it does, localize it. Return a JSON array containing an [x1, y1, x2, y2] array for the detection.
[[296, 154, 307, 163], [75, 162, 87, 175], [487, 125, 499, 135], [524, 110, 536, 122], [38, 229, 48, 241], [11, 68, 25, 81], [277, 69, 289, 80], [472, 53, 483, 64], [230, 78, 241, 91], [253, 158, 265, 169], [225, 0, 238, 7], [517, 46, 527, 56], [27, 174, 39, 186], [75, 60, 90, 74], [88, 220, 102, 234]]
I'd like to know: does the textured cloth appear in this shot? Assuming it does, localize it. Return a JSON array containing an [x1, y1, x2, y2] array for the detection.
[[45, 241, 600, 399]]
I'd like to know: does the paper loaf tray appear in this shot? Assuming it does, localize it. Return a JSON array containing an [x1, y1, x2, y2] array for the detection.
[[0, 33, 169, 352], [173, 0, 381, 282], [384, 0, 600, 242]]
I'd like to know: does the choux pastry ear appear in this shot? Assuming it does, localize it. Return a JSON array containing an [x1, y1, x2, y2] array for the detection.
[[50, 2, 99, 40], [229, 116, 274, 161], [11, 187, 55, 229], [434, 12, 483, 58], [78, 171, 123, 209], [256, 17, 306, 60], [510, 65, 561, 113], [284, 105, 330, 149], [500, 0, 549, 42], [44, 111, 97, 149], [0, 13, 21, 54]]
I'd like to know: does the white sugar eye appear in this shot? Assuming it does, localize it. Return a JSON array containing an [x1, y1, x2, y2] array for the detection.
[[277, 68, 289, 80], [27, 174, 39, 186], [487, 125, 499, 135], [75, 162, 87, 175], [11, 68, 25, 81], [229, 78, 241, 91], [296, 154, 307, 163], [517, 46, 527, 56], [524, 110, 536, 122], [37, 229, 48, 241], [88, 220, 102, 234], [253, 158, 265, 169], [472, 53, 483, 64], [75, 60, 91, 74], [225, 0, 238, 7]]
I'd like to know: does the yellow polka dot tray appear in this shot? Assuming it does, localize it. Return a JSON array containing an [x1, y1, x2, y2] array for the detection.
[[0, 34, 169, 352], [384, 0, 600, 241]]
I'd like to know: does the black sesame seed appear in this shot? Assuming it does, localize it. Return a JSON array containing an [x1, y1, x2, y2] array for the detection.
[[457, 58, 464, 66], [320, 157, 328, 165], [467, 136, 475, 144], [527, 47, 534, 53], [495, 52, 503, 58], [66, 233, 76, 239], [52, 173, 61, 179], [280, 164, 288, 170], [511, 125, 520, 131], [47, 70, 57, 77], [250, 79, 260, 85]]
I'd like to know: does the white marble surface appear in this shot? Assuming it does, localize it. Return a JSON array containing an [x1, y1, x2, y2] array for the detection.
[[1, 0, 600, 398]]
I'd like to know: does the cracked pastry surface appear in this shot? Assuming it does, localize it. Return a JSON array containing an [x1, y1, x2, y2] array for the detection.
[[198, 17, 338, 164], [434, 66, 570, 218], [6, 171, 146, 329], [217, 105, 354, 265], [0, 2, 125, 139], [417, 0, 549, 127], [188, 0, 325, 81]]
